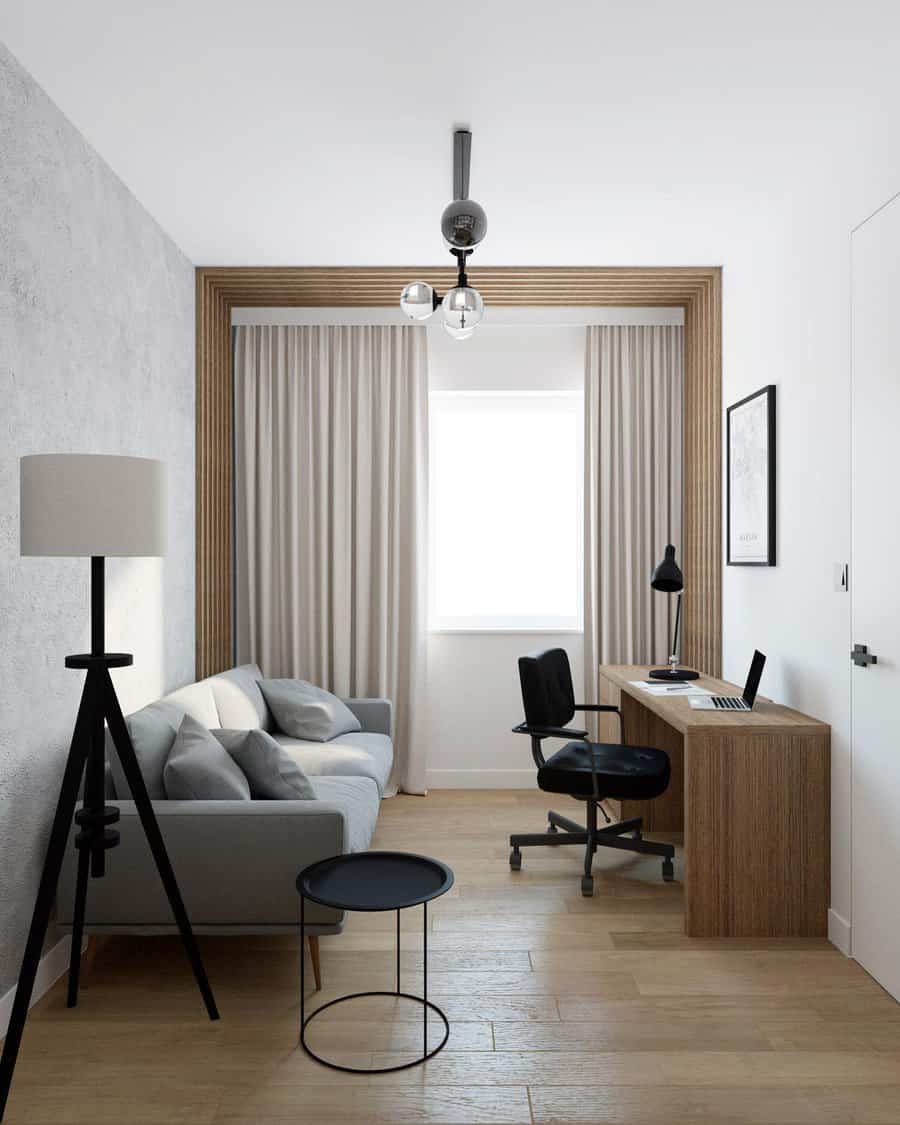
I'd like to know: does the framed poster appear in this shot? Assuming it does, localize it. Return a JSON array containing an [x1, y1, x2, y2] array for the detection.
[[727, 385, 776, 566]]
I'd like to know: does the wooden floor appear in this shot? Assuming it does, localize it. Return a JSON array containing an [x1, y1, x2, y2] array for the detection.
[[6, 791, 900, 1124]]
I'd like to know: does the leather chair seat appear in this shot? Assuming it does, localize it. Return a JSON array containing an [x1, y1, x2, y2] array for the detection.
[[538, 741, 671, 800]]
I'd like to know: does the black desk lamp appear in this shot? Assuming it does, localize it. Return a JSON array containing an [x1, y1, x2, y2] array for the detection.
[[648, 544, 699, 682]]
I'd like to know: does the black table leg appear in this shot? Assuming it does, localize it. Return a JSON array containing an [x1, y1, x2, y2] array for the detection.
[[396, 909, 401, 995], [299, 893, 305, 1043], [423, 901, 428, 1058]]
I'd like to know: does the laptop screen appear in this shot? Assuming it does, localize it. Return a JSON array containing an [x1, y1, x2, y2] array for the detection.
[[742, 650, 767, 707]]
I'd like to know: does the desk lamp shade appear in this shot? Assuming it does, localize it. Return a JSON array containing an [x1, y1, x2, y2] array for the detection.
[[648, 544, 697, 681], [650, 544, 683, 593], [20, 454, 166, 558]]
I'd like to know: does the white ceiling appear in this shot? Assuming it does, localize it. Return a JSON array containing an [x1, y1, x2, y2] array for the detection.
[[3, 1, 900, 264]]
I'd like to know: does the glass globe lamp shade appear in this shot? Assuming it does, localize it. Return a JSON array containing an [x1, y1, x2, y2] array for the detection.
[[440, 199, 488, 250], [400, 281, 437, 320], [442, 286, 484, 337], [444, 323, 476, 341]]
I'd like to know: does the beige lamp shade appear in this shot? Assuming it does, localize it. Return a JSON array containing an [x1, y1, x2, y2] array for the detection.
[[20, 454, 167, 557]]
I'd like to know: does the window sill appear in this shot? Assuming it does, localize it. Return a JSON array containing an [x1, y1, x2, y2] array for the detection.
[[429, 627, 585, 636]]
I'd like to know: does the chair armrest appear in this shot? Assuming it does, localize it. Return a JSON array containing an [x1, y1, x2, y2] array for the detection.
[[576, 703, 625, 744], [512, 722, 589, 741], [342, 697, 392, 736]]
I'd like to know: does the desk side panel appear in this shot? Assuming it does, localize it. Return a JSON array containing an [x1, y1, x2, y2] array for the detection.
[[685, 730, 830, 937]]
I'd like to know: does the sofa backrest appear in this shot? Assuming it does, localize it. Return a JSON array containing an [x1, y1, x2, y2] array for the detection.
[[161, 680, 220, 728]]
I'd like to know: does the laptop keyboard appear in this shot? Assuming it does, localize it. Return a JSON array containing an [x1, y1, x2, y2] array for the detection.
[[711, 697, 745, 710]]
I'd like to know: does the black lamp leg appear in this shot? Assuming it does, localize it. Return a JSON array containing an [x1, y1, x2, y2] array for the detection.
[[100, 669, 220, 1022], [0, 681, 94, 1121], [66, 846, 90, 1008], [671, 591, 683, 666]]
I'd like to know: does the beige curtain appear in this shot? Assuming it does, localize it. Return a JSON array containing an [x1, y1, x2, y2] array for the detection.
[[584, 325, 684, 709], [233, 324, 428, 794]]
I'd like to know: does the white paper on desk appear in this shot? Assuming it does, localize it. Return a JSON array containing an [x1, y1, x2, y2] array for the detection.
[[628, 681, 713, 697]]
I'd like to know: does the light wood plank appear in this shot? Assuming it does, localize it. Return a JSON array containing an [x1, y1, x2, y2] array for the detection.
[[216, 1084, 531, 1124], [530, 1084, 900, 1125]]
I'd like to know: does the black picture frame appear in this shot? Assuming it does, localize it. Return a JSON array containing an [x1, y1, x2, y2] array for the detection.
[[726, 384, 776, 566]]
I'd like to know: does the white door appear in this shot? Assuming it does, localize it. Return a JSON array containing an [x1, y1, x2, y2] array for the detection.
[[851, 193, 900, 1000]]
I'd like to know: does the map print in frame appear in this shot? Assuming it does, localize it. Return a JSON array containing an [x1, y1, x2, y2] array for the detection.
[[727, 385, 776, 566]]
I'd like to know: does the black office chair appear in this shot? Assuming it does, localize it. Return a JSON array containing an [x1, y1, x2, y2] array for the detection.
[[511, 648, 675, 895]]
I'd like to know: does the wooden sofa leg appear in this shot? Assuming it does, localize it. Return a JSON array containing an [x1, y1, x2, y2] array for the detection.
[[308, 935, 322, 991]]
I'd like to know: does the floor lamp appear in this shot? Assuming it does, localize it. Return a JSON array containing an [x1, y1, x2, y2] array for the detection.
[[0, 454, 219, 1122]]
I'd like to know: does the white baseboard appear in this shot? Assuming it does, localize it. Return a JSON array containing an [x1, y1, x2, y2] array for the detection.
[[828, 908, 851, 955], [427, 769, 538, 789], [0, 936, 84, 1039]]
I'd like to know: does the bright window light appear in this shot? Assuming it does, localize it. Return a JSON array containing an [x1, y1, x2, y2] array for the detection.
[[430, 391, 583, 631]]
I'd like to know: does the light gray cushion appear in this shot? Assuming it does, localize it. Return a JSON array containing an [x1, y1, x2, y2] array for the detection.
[[108, 700, 184, 800], [164, 715, 251, 801], [259, 679, 361, 742], [161, 681, 220, 728], [273, 731, 393, 796], [208, 664, 273, 731], [213, 729, 315, 800], [310, 776, 381, 853]]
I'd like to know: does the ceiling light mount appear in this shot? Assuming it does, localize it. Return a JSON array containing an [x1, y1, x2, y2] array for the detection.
[[400, 129, 487, 339]]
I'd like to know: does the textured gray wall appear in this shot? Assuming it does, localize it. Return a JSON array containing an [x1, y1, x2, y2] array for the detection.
[[0, 43, 195, 996]]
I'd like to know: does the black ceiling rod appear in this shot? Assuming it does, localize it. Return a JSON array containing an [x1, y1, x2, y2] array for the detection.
[[453, 129, 472, 201], [452, 249, 471, 288]]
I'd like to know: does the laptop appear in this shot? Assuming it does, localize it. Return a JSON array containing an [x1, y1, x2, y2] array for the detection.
[[689, 651, 766, 711]]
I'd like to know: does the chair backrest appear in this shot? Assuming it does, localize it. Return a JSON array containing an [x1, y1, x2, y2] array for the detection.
[[518, 648, 576, 728]]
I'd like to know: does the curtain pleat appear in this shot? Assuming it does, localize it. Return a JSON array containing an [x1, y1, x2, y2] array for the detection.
[[234, 324, 429, 794], [584, 325, 684, 710]]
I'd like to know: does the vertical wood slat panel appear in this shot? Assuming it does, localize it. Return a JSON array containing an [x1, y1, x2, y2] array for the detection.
[[195, 268, 722, 680], [196, 276, 233, 679]]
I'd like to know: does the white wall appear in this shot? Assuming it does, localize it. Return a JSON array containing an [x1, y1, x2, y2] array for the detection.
[[0, 44, 195, 997]]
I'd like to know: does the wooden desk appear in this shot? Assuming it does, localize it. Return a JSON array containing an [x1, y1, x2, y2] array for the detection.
[[598, 665, 830, 938]]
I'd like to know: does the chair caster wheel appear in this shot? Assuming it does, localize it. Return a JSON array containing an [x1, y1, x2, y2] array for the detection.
[[509, 848, 522, 871], [581, 875, 594, 896], [662, 858, 674, 882]]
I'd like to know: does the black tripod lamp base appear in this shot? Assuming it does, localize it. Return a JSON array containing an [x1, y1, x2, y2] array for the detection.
[[648, 667, 700, 682]]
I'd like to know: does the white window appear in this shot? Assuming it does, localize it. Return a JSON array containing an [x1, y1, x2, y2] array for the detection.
[[429, 391, 583, 631]]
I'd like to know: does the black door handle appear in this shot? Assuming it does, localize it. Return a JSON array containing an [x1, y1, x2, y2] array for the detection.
[[851, 644, 878, 668]]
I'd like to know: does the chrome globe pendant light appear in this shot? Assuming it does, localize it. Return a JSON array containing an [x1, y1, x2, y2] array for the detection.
[[400, 129, 487, 339]]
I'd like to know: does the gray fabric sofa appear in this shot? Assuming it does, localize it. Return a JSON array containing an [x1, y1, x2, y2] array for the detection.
[[58, 664, 392, 936]]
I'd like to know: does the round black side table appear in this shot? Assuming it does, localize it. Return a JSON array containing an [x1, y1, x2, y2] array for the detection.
[[296, 851, 454, 1073]]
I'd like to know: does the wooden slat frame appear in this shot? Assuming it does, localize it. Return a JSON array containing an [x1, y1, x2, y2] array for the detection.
[[195, 266, 722, 680]]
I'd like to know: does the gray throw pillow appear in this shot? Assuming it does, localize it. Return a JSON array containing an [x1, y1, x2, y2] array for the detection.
[[163, 714, 252, 801], [258, 679, 361, 742], [213, 729, 316, 799], [109, 700, 183, 800]]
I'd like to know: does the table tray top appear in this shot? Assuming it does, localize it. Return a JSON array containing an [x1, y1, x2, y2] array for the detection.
[[297, 851, 454, 912]]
